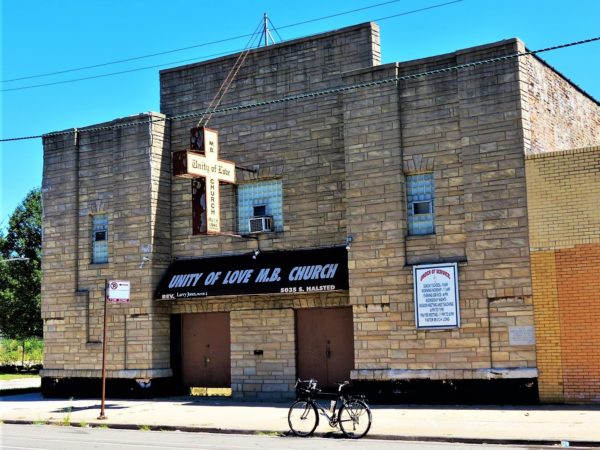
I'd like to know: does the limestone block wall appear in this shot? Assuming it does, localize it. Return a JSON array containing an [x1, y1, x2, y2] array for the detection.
[[170, 292, 350, 400], [230, 308, 295, 401], [160, 23, 381, 260], [526, 147, 600, 404], [344, 40, 536, 381], [158, 24, 381, 399], [41, 113, 172, 380]]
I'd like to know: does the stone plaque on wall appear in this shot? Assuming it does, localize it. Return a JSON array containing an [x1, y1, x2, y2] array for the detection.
[[509, 326, 536, 346]]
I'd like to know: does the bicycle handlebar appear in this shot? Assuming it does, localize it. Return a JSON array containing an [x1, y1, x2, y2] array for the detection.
[[296, 378, 318, 388], [296, 378, 350, 392], [336, 380, 350, 392]]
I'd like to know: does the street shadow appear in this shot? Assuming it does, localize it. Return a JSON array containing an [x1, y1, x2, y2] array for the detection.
[[52, 403, 129, 413], [0, 393, 50, 402], [177, 396, 290, 409]]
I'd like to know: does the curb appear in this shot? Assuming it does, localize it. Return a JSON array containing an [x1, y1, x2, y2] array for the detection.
[[0, 387, 41, 397], [2, 419, 599, 447]]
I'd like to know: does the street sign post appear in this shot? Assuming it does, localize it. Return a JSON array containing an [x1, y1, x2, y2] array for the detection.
[[99, 279, 131, 419]]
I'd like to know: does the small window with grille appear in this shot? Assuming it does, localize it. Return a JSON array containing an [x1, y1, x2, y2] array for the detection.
[[407, 173, 435, 235]]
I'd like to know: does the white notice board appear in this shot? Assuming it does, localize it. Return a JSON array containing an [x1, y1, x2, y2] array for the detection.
[[413, 263, 460, 329]]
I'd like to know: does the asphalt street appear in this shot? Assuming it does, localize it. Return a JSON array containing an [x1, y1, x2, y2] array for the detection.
[[0, 424, 569, 450]]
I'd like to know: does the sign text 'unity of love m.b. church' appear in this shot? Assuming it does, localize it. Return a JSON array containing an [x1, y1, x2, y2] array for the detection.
[[173, 127, 236, 234]]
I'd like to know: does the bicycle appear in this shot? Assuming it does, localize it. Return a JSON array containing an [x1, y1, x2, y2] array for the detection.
[[287, 378, 372, 439]]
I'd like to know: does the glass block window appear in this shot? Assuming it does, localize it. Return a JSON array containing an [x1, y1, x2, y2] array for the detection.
[[237, 179, 283, 234], [407, 173, 435, 235], [91, 214, 109, 263]]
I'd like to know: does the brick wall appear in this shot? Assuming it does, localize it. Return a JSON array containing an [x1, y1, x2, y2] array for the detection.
[[519, 52, 600, 155], [526, 146, 600, 403], [529, 251, 563, 402]]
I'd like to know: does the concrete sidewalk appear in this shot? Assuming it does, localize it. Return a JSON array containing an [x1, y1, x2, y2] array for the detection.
[[1, 392, 599, 446]]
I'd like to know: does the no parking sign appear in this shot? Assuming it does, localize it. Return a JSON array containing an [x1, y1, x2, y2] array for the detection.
[[106, 280, 130, 303]]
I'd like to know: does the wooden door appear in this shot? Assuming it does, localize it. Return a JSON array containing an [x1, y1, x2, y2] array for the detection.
[[296, 307, 354, 388], [181, 312, 230, 387]]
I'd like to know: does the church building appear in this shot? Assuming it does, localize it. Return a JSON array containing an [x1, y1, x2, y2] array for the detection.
[[41, 22, 600, 403]]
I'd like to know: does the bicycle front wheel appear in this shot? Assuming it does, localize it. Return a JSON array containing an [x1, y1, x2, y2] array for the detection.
[[338, 400, 372, 438], [288, 400, 319, 437]]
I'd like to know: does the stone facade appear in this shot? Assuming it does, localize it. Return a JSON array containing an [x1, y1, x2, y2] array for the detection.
[[344, 41, 538, 381], [41, 114, 172, 384], [41, 22, 600, 402], [526, 146, 600, 404]]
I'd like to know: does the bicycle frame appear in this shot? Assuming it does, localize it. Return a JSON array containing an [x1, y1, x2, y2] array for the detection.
[[289, 378, 372, 439], [297, 380, 350, 426], [314, 392, 342, 426]]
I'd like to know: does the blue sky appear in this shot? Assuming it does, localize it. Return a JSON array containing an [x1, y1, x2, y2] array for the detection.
[[1, 0, 599, 228]]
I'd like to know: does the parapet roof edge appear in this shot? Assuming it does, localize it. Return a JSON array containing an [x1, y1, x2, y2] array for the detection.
[[525, 145, 600, 160], [341, 38, 522, 79], [43, 111, 165, 137], [342, 35, 598, 105], [526, 46, 600, 106], [397, 38, 521, 68], [159, 22, 378, 75]]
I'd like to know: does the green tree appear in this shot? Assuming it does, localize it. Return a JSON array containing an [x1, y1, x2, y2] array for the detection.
[[0, 189, 42, 348]]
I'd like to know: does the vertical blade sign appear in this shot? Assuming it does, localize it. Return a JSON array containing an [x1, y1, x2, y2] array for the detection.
[[172, 127, 236, 234]]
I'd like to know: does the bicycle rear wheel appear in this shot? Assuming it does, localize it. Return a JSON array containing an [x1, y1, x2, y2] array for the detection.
[[338, 400, 372, 438], [288, 400, 319, 437]]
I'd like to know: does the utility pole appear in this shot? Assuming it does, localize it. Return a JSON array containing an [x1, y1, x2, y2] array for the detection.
[[261, 13, 276, 47], [98, 279, 108, 420]]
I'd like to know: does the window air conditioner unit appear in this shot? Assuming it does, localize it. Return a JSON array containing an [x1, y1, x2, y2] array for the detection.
[[248, 216, 273, 233]]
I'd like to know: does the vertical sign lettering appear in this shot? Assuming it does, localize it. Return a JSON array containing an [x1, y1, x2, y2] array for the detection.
[[173, 127, 236, 234]]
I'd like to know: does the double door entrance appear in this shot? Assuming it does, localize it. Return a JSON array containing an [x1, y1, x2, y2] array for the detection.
[[179, 307, 354, 389]]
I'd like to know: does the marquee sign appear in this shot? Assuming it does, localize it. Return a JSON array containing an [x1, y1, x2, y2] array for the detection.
[[173, 127, 236, 234], [413, 262, 460, 329], [156, 246, 349, 300]]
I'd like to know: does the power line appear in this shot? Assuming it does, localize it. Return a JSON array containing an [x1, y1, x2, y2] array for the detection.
[[275, 0, 462, 32], [1, 0, 413, 84], [372, 0, 462, 22], [0, 32, 259, 84], [1, 35, 598, 144], [0, 51, 235, 93], [198, 18, 265, 127], [1, 0, 464, 92]]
